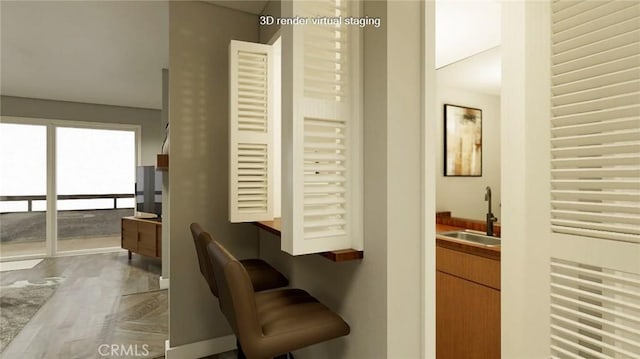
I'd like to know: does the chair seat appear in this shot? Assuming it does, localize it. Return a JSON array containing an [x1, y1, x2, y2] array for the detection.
[[240, 259, 289, 292], [255, 289, 317, 318], [250, 289, 350, 358]]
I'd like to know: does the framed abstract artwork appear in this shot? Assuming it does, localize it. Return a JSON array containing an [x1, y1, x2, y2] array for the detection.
[[444, 104, 482, 177]]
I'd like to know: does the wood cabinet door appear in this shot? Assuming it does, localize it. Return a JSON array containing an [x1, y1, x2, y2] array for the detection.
[[156, 227, 161, 257], [436, 271, 500, 359], [137, 221, 157, 258], [121, 218, 138, 252]]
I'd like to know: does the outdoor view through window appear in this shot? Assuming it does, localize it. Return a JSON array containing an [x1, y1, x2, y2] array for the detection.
[[0, 123, 136, 257]]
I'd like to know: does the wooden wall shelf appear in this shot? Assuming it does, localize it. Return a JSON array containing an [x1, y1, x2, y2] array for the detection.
[[254, 219, 364, 262], [156, 154, 169, 171]]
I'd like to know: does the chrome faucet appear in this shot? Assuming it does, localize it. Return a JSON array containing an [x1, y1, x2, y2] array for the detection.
[[485, 186, 498, 236]]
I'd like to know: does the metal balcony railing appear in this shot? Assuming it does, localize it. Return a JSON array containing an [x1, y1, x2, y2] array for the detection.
[[0, 193, 134, 212]]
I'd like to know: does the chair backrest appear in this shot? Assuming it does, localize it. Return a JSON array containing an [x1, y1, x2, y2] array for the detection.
[[205, 236, 261, 343], [190, 222, 218, 296]]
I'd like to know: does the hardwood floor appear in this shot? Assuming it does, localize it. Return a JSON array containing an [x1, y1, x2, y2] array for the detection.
[[1, 252, 164, 358]]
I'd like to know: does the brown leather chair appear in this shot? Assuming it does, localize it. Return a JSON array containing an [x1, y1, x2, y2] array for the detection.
[[190, 222, 288, 295], [205, 233, 350, 359]]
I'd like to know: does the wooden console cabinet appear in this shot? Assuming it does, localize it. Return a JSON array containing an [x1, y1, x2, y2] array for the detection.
[[121, 216, 162, 260]]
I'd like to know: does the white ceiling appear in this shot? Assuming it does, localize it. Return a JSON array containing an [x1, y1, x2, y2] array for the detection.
[[1, 1, 168, 109], [436, 0, 501, 95], [437, 46, 501, 95]]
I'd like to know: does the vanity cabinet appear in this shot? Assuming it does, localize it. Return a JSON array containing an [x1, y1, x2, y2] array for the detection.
[[436, 245, 500, 358], [121, 216, 162, 260]]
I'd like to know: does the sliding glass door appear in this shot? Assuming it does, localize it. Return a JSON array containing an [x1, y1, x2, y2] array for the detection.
[[56, 127, 136, 253], [0, 123, 48, 258], [0, 118, 139, 260]]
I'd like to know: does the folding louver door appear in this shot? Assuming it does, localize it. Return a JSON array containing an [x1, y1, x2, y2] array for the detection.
[[281, 0, 363, 255], [549, 1, 640, 357], [229, 40, 274, 222]]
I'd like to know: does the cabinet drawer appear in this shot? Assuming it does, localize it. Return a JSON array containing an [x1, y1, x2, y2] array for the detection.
[[436, 246, 500, 290]]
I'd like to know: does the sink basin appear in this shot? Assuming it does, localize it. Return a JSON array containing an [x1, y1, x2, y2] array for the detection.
[[437, 230, 501, 247]]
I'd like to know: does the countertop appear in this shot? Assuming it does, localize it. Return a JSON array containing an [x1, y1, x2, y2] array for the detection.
[[436, 223, 501, 260]]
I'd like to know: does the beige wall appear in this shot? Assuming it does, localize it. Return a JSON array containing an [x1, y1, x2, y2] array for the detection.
[[0, 95, 162, 165], [435, 86, 502, 220], [168, 1, 261, 347], [259, 0, 281, 43]]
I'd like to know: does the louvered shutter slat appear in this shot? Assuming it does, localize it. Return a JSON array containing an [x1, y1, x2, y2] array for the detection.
[[552, 179, 640, 190], [552, 117, 640, 136], [552, 105, 640, 127], [551, 93, 640, 117], [552, 80, 640, 106], [551, 190, 640, 201], [552, 154, 639, 167], [553, 201, 640, 214], [551, 128, 640, 146], [229, 41, 273, 222]]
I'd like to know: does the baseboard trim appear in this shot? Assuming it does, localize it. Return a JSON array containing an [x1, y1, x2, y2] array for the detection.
[[159, 276, 169, 289], [164, 335, 236, 359]]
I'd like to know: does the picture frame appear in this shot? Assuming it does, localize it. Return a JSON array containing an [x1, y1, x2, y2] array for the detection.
[[444, 104, 482, 177]]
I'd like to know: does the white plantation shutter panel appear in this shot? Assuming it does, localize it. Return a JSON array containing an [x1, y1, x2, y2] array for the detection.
[[549, 1, 640, 357], [550, 0, 640, 244], [229, 40, 274, 222], [282, 0, 362, 255]]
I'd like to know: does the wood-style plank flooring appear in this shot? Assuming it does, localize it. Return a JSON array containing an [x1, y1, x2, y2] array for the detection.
[[1, 251, 164, 359]]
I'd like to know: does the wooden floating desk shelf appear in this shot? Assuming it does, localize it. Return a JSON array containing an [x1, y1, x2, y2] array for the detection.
[[254, 219, 364, 262], [156, 154, 169, 171]]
